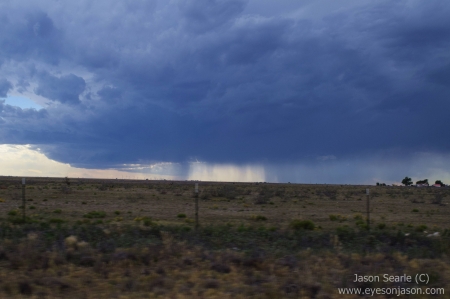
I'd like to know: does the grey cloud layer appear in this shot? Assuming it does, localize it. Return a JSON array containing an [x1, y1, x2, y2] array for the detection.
[[0, 79, 13, 97], [35, 72, 86, 104], [0, 0, 449, 170]]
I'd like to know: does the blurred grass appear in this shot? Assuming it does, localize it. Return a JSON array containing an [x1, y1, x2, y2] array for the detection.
[[0, 221, 449, 298]]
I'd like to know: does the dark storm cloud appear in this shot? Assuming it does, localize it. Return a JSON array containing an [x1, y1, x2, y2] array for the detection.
[[0, 101, 49, 141], [0, 79, 13, 98], [35, 72, 86, 105], [0, 8, 62, 64], [1, 0, 449, 171], [178, 0, 247, 33], [97, 86, 122, 102], [0, 101, 47, 119], [429, 64, 450, 86]]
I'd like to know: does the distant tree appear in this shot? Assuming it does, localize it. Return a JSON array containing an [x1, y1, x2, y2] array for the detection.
[[435, 180, 445, 186], [376, 182, 380, 186], [416, 179, 429, 185], [402, 177, 413, 186]]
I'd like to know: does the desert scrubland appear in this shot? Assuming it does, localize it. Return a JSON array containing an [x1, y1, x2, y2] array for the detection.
[[0, 177, 449, 298]]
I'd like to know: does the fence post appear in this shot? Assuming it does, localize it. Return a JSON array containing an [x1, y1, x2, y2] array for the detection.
[[366, 188, 370, 231], [22, 178, 26, 221], [195, 183, 199, 230]]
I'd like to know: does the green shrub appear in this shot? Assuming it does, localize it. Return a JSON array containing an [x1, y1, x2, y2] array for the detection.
[[8, 217, 30, 224], [412, 208, 419, 213], [114, 211, 121, 215], [336, 225, 356, 242], [356, 220, 369, 230], [29, 206, 36, 210], [237, 224, 247, 232], [143, 217, 155, 226], [377, 223, 386, 230], [329, 214, 347, 222], [290, 219, 315, 230], [353, 214, 363, 221], [53, 209, 62, 214], [177, 213, 186, 218], [416, 225, 427, 232], [49, 218, 65, 224], [83, 211, 106, 218], [252, 215, 267, 221], [7, 210, 18, 216]]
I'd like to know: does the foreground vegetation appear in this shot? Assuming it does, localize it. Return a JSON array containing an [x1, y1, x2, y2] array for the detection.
[[0, 220, 449, 298], [0, 177, 449, 298]]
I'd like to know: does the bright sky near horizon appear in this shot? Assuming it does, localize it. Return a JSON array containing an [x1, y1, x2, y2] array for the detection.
[[1, 0, 449, 184]]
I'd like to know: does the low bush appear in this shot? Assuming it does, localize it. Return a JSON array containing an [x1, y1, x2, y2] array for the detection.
[[143, 218, 154, 226], [83, 211, 106, 219], [353, 214, 363, 221], [7, 217, 32, 224], [48, 218, 65, 224], [377, 223, 386, 230], [251, 215, 267, 221], [289, 219, 315, 230], [7, 210, 18, 216], [416, 225, 428, 232]]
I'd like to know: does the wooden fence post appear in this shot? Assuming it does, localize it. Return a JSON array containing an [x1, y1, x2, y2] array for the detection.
[[195, 183, 199, 230], [366, 188, 370, 231], [22, 178, 26, 221]]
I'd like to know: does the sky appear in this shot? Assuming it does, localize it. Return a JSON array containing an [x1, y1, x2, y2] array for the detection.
[[0, 0, 449, 184]]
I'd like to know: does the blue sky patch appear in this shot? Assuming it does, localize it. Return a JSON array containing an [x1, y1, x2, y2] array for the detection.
[[3, 95, 43, 110]]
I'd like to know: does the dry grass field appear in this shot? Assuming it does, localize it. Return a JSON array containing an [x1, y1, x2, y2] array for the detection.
[[0, 177, 449, 229], [0, 177, 449, 298]]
